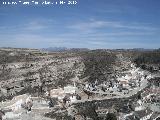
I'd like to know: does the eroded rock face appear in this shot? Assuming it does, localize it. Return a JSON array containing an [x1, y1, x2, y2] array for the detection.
[[0, 49, 85, 101], [0, 48, 160, 120], [0, 48, 159, 103]]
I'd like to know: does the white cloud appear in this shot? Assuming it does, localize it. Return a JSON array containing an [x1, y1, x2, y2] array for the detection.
[[0, 17, 159, 49], [68, 20, 157, 33], [25, 21, 47, 30], [0, 18, 55, 33], [24, 18, 55, 31]]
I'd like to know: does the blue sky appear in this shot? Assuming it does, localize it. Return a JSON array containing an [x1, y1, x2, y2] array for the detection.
[[0, 0, 160, 49]]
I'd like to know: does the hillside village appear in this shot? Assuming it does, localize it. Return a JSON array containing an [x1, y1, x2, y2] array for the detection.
[[0, 48, 160, 120]]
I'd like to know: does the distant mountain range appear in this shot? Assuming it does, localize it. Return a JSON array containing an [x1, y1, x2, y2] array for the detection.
[[41, 47, 90, 52], [0, 47, 158, 52]]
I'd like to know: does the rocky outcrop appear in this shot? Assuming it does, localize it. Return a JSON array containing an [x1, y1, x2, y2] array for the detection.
[[0, 49, 85, 101], [1, 48, 159, 102]]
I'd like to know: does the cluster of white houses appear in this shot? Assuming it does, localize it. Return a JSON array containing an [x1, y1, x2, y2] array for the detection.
[[46, 85, 80, 107], [84, 64, 150, 97]]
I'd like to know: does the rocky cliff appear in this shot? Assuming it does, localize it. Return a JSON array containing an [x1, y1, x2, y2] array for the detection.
[[0, 48, 85, 101], [0, 48, 159, 102]]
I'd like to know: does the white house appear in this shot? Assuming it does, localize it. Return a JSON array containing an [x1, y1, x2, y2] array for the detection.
[[50, 88, 65, 99], [69, 95, 77, 103], [64, 86, 78, 94]]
